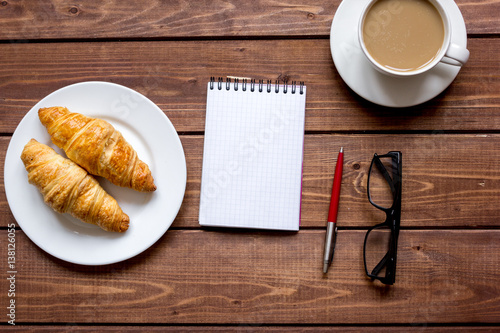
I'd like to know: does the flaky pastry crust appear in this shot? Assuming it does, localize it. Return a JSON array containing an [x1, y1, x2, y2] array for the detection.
[[39, 106, 156, 192], [21, 139, 129, 232]]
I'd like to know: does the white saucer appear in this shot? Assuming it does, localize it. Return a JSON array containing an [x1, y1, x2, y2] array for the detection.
[[330, 0, 468, 108], [4, 81, 187, 265]]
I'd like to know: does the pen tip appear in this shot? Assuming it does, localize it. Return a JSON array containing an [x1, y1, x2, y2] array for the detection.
[[323, 263, 329, 274], [340, 147, 343, 153]]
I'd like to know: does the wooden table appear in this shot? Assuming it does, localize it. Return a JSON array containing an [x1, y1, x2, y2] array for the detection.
[[1, 0, 499, 331]]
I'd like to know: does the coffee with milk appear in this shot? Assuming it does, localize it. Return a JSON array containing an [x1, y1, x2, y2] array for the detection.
[[362, 0, 445, 73]]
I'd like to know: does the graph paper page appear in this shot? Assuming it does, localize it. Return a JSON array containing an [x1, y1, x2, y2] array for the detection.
[[199, 80, 306, 230]]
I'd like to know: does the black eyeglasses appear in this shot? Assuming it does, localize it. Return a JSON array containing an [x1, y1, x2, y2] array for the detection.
[[363, 151, 402, 285]]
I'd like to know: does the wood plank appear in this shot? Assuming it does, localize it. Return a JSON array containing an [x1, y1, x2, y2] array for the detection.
[[2, 134, 500, 229], [301, 133, 500, 228], [2, 229, 499, 324], [2, 326, 499, 332], [0, 0, 497, 40], [0, 39, 499, 134]]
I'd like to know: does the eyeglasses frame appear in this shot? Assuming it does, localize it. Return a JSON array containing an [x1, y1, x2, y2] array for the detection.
[[363, 151, 402, 285]]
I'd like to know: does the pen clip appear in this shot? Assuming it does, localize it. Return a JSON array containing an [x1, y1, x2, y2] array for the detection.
[[329, 226, 338, 262]]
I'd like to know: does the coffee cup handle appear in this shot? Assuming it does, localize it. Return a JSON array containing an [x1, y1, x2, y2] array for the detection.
[[441, 43, 470, 66]]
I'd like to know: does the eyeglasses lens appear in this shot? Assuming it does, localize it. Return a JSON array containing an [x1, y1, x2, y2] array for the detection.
[[368, 156, 396, 209], [364, 224, 392, 278]]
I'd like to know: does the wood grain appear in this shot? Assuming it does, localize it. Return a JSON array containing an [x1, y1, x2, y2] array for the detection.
[[1, 229, 499, 324], [0, 0, 499, 330], [2, 133, 500, 229], [0, 0, 498, 40], [3, 328, 500, 332], [0, 39, 499, 134]]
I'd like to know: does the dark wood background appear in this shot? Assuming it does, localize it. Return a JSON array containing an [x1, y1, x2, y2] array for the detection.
[[1, 0, 499, 331]]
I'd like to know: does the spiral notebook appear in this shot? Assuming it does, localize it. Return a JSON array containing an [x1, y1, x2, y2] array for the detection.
[[199, 77, 306, 231]]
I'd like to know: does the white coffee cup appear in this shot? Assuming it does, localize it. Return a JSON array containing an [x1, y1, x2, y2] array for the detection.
[[358, 0, 470, 77]]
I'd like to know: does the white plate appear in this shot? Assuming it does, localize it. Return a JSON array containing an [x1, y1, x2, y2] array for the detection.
[[330, 0, 468, 107], [4, 81, 187, 265]]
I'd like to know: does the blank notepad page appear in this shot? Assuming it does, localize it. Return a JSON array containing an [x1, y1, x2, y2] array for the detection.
[[199, 79, 306, 231]]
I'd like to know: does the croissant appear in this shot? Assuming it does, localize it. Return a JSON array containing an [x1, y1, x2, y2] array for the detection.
[[38, 106, 156, 192], [21, 139, 129, 232]]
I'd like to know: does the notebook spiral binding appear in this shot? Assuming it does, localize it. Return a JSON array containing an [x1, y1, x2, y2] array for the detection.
[[209, 77, 304, 95]]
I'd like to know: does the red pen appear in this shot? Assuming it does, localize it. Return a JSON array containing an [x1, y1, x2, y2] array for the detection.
[[323, 147, 343, 273]]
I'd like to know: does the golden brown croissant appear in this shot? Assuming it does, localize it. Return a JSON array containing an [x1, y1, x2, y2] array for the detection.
[[21, 139, 129, 232], [38, 106, 156, 192]]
